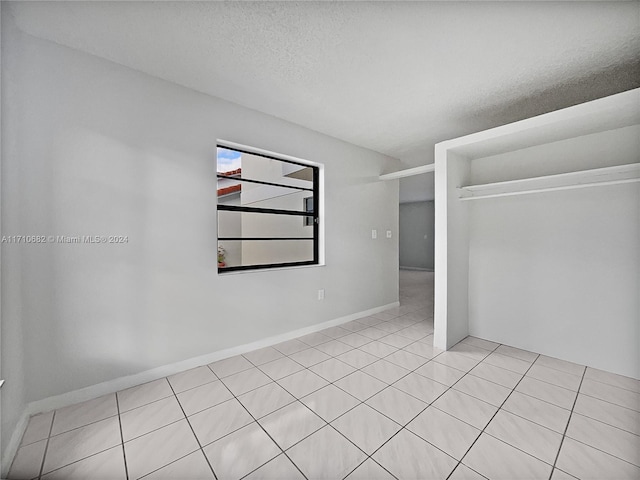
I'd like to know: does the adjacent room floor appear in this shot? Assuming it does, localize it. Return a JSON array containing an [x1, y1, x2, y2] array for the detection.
[[8, 270, 640, 480]]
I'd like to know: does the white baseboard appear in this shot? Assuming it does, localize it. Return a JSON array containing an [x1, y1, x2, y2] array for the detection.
[[1, 301, 398, 477], [399, 266, 434, 272]]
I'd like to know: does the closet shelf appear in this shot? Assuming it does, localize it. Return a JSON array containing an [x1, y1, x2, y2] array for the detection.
[[458, 163, 640, 201]]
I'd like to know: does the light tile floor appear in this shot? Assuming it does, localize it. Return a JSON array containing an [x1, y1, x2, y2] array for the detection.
[[8, 271, 640, 479]]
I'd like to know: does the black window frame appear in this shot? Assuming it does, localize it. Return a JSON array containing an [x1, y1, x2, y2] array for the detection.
[[216, 145, 320, 273]]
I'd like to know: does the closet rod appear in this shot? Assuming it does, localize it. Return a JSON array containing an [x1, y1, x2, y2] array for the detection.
[[459, 177, 640, 201]]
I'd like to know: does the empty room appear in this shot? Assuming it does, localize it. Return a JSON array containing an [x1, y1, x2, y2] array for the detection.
[[1, 1, 639, 479]]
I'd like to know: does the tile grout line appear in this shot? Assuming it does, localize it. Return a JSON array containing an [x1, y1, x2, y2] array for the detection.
[[444, 350, 541, 480], [36, 411, 56, 480], [165, 379, 220, 480], [114, 394, 130, 480], [204, 364, 310, 480], [548, 366, 586, 480]]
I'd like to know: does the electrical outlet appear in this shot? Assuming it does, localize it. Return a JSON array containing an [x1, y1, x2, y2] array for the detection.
[[318, 289, 325, 300], [386, 230, 392, 238], [372, 229, 377, 239]]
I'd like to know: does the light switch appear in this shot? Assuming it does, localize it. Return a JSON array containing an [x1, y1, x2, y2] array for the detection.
[[386, 230, 392, 238], [372, 229, 377, 239]]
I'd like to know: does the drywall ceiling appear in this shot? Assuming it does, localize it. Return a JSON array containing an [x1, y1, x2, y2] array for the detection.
[[6, 1, 640, 178]]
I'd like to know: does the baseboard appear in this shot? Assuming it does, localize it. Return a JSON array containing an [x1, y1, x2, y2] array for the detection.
[[399, 266, 434, 272], [1, 301, 398, 476]]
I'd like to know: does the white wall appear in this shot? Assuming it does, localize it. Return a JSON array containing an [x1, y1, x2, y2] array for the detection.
[[399, 201, 434, 270], [468, 126, 640, 378], [0, 12, 399, 459]]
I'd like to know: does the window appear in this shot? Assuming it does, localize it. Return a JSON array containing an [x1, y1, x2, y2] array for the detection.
[[216, 144, 320, 273]]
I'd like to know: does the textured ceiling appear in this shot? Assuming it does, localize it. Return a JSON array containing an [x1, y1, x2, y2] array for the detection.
[[7, 1, 640, 190]]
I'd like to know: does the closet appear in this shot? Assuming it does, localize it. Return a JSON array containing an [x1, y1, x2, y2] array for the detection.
[[434, 88, 640, 378]]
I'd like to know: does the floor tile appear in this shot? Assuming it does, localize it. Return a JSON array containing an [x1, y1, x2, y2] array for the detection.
[[287, 426, 366, 479], [358, 327, 390, 341], [336, 349, 379, 369], [580, 378, 640, 411], [203, 422, 280, 480], [8, 439, 47, 480], [124, 419, 200, 480], [482, 351, 532, 374], [272, 339, 309, 355], [335, 371, 387, 401], [41, 446, 126, 480], [208, 355, 253, 378], [238, 382, 296, 419], [244, 454, 304, 479], [120, 396, 185, 441], [277, 369, 328, 398], [535, 355, 585, 377], [433, 351, 480, 372], [366, 386, 427, 425], [516, 376, 577, 410], [573, 392, 640, 435], [502, 391, 571, 433], [362, 359, 410, 384], [167, 366, 217, 393], [384, 349, 429, 370], [432, 390, 497, 430], [51, 394, 118, 436], [358, 340, 398, 358], [300, 384, 360, 422], [469, 362, 522, 389], [565, 413, 640, 466], [339, 333, 373, 348], [117, 379, 174, 413], [485, 409, 562, 464], [415, 360, 465, 386], [556, 437, 640, 480], [449, 342, 492, 362], [20, 411, 54, 446], [297, 332, 333, 347], [448, 463, 487, 480], [373, 322, 404, 334], [188, 398, 253, 446], [463, 433, 552, 480], [527, 364, 582, 391], [583, 367, 640, 393], [43, 416, 121, 474], [494, 344, 538, 363], [176, 379, 233, 416], [315, 339, 353, 356], [258, 401, 325, 450], [341, 320, 369, 332], [402, 338, 442, 359], [143, 451, 214, 479], [242, 346, 285, 366], [407, 406, 481, 460], [453, 374, 511, 407], [258, 357, 304, 380], [221, 367, 272, 396], [373, 428, 458, 479], [345, 458, 395, 480], [356, 316, 386, 327], [393, 372, 448, 404], [309, 357, 357, 382], [320, 326, 352, 339], [332, 404, 401, 454], [372, 311, 399, 321], [289, 347, 331, 367], [378, 333, 415, 349], [550, 468, 579, 480], [395, 326, 429, 342], [461, 336, 499, 351]]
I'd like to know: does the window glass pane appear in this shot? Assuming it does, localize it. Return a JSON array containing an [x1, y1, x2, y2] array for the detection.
[[217, 210, 314, 240], [217, 145, 318, 273], [217, 240, 313, 269]]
